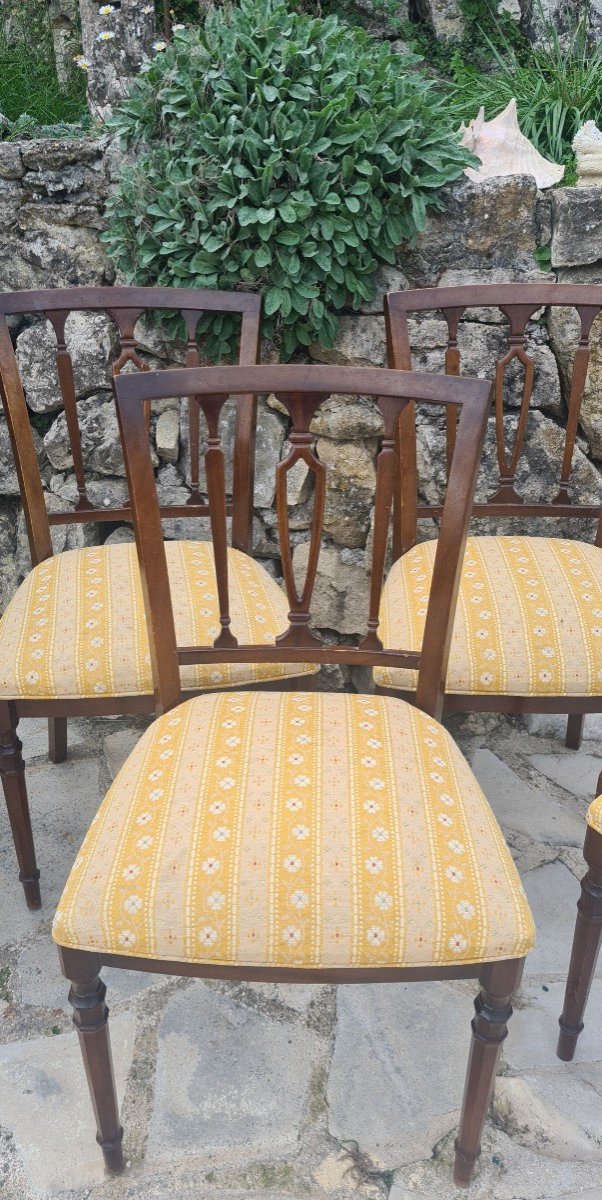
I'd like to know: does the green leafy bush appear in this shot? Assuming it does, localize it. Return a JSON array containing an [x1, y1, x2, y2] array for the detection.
[[103, 0, 472, 359], [451, 8, 602, 166]]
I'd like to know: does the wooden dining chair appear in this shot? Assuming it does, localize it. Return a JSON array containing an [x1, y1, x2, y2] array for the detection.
[[379, 284, 602, 750], [557, 765, 602, 1061], [0, 287, 317, 911], [52, 363, 535, 1187]]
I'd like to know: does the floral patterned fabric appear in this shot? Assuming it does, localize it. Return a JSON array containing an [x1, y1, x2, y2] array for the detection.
[[587, 794, 602, 835], [374, 536, 602, 697], [0, 542, 316, 699], [52, 691, 534, 969]]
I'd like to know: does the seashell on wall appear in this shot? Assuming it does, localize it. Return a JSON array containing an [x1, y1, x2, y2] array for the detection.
[[459, 99, 565, 190], [573, 121, 602, 188]]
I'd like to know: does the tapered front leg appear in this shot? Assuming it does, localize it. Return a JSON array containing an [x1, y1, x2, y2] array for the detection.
[[558, 818, 602, 1061], [566, 713, 585, 751], [58, 947, 124, 1174], [0, 699, 40, 909], [454, 958, 524, 1187], [48, 716, 68, 764]]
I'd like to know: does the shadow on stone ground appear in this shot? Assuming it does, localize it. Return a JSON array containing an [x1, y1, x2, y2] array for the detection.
[[2, 710, 602, 1200]]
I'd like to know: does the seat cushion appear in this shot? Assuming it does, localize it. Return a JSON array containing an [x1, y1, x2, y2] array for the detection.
[[587, 795, 602, 835], [52, 691, 534, 970], [0, 542, 316, 700], [374, 536, 602, 698]]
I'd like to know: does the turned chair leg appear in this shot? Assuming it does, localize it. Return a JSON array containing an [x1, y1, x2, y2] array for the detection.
[[454, 957, 524, 1187], [48, 716, 68, 764], [566, 713, 585, 751], [557, 819, 602, 1061], [58, 946, 125, 1174], [0, 700, 40, 909]]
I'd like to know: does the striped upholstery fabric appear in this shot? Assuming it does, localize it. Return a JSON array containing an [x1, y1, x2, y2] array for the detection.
[[375, 536, 602, 697], [587, 795, 602, 835], [0, 542, 316, 699], [52, 691, 535, 969]]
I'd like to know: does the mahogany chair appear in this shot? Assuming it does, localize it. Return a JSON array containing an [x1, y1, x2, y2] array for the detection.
[[0, 287, 317, 911], [557, 765, 602, 1061], [52, 363, 535, 1187], [381, 284, 602, 748]]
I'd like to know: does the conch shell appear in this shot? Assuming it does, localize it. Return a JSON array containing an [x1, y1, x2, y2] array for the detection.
[[459, 98, 564, 190], [573, 121, 602, 188]]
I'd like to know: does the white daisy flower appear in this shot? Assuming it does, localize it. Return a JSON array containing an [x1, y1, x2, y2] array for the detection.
[[292, 824, 310, 840], [285, 798, 303, 812], [372, 826, 389, 842], [445, 866, 463, 883], [366, 926, 385, 946], [208, 800, 226, 815], [137, 835, 153, 850], [207, 891, 225, 910], [282, 925, 302, 945], [438, 813, 453, 827], [118, 929, 136, 947], [374, 891, 393, 911], [152, 39, 167, 51], [365, 856, 383, 875], [123, 894, 142, 914], [202, 857, 220, 875], [448, 839, 465, 854], [283, 854, 302, 872], [290, 889, 308, 909], [198, 926, 218, 946], [363, 799, 380, 813], [136, 812, 152, 826], [213, 826, 230, 842], [448, 933, 468, 953], [457, 900, 475, 919]]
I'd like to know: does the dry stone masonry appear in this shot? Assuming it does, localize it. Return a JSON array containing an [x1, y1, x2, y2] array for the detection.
[[1, 138, 602, 655]]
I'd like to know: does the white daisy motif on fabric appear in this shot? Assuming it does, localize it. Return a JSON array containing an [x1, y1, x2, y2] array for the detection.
[[198, 926, 218, 946], [365, 856, 384, 875], [208, 800, 226, 815], [479, 673, 494, 686], [374, 891, 393, 911], [118, 930, 136, 947], [296, 734, 311, 744], [366, 738, 382, 749], [136, 812, 152, 826], [123, 895, 143, 914], [448, 839, 465, 854], [213, 826, 230, 842], [449, 934, 468, 953], [440, 793, 455, 806], [282, 926, 302, 945], [361, 756, 377, 768], [292, 825, 310, 840], [363, 799, 380, 814], [225, 737, 240, 747], [283, 855, 302, 873], [438, 813, 453, 827], [457, 900, 475, 919], [219, 777, 236, 790], [445, 866, 463, 883], [368, 778, 385, 791], [207, 891, 225, 910], [366, 926, 386, 946], [294, 775, 311, 787], [122, 864, 140, 881], [215, 756, 232, 768], [290, 890, 309, 909], [202, 857, 220, 875], [149, 788, 163, 802], [372, 826, 389, 842], [137, 836, 153, 851], [286, 798, 303, 812], [288, 753, 304, 765]]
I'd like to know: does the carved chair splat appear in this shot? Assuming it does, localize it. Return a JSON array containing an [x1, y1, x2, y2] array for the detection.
[[383, 284, 602, 751], [52, 363, 535, 1187], [0, 287, 318, 911]]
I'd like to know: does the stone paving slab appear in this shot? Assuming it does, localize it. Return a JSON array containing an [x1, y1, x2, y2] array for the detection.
[[0, 1011, 135, 1197], [521, 861, 581, 976], [146, 980, 323, 1168], [506, 979, 602, 1070], [528, 753, 602, 799], [327, 981, 473, 1168], [471, 749, 585, 845]]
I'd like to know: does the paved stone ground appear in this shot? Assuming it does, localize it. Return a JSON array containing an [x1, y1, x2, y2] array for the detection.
[[2, 708, 602, 1200]]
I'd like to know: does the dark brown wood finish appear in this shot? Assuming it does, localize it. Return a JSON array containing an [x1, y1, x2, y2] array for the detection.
[[53, 360, 527, 1188], [0, 287, 263, 908], [384, 284, 602, 747], [558, 779, 602, 1061]]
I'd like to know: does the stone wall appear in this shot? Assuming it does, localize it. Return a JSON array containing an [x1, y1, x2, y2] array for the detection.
[[1, 136, 602, 679]]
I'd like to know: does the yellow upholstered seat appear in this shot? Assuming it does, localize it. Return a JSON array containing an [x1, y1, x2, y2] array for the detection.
[[52, 690, 534, 970], [587, 795, 602, 835], [375, 536, 602, 698], [0, 541, 316, 700]]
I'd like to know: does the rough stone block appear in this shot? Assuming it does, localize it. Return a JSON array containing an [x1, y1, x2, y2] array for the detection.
[[551, 189, 602, 267], [293, 541, 370, 635], [16, 312, 116, 414], [521, 861, 580, 976], [527, 752, 602, 799]]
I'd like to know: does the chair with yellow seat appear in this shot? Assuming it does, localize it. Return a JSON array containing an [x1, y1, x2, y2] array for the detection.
[[53, 362, 535, 1187], [0, 287, 317, 911], [380, 284, 602, 746]]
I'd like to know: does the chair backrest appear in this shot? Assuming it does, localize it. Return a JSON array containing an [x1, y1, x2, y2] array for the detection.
[[112, 363, 492, 720], [0, 287, 262, 565], [385, 284, 602, 558]]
